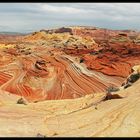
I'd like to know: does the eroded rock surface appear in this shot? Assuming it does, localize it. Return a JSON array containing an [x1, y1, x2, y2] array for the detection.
[[0, 26, 140, 137]]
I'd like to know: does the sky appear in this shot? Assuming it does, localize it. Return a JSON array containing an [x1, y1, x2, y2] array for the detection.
[[0, 3, 140, 33]]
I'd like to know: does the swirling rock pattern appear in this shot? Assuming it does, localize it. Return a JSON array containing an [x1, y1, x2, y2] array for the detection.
[[0, 78, 140, 137], [0, 27, 140, 137], [0, 45, 124, 102], [0, 27, 140, 102]]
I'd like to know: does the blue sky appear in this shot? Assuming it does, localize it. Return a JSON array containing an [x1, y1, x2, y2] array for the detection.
[[0, 3, 140, 33]]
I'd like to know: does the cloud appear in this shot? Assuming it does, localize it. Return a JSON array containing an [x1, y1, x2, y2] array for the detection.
[[40, 4, 85, 14], [0, 3, 140, 32]]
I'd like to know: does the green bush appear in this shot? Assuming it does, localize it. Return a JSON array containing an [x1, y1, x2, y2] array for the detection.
[[129, 73, 140, 83], [106, 86, 119, 93], [80, 58, 84, 63]]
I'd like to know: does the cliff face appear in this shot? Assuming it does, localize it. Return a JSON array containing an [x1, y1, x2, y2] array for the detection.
[[0, 26, 140, 137]]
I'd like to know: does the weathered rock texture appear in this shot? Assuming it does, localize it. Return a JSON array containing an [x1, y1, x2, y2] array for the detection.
[[0, 26, 140, 137], [0, 76, 140, 137]]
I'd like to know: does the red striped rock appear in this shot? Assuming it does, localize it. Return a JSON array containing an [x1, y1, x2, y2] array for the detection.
[[0, 26, 140, 102]]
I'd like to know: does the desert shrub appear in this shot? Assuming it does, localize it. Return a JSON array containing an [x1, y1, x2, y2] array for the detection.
[[106, 86, 120, 93], [80, 58, 84, 63], [129, 73, 140, 83]]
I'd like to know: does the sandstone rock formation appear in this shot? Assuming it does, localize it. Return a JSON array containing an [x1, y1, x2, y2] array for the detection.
[[0, 77, 140, 137], [0, 26, 140, 137]]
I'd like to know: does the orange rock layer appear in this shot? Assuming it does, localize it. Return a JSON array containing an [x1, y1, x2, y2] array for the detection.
[[0, 46, 124, 102], [0, 27, 140, 102]]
